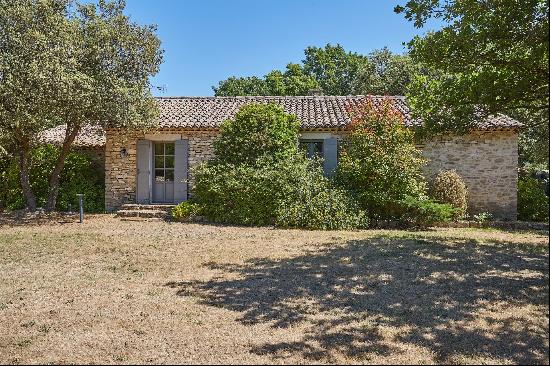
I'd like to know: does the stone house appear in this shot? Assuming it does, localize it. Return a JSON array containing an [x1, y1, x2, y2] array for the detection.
[[42, 96, 522, 219]]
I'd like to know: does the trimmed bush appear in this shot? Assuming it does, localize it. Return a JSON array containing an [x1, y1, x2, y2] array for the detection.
[[398, 196, 458, 228], [430, 170, 468, 218], [172, 201, 202, 222], [518, 176, 549, 222], [214, 103, 300, 165], [3, 144, 104, 212]]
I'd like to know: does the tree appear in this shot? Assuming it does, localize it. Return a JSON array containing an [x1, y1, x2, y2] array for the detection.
[[213, 63, 318, 96], [214, 45, 419, 97], [280, 63, 319, 96], [0, 0, 74, 211], [0, 0, 163, 211], [302, 44, 368, 95], [395, 0, 549, 160], [353, 48, 418, 95], [212, 76, 268, 96]]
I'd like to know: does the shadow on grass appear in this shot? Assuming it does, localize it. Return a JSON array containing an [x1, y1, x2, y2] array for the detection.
[[166, 235, 549, 363]]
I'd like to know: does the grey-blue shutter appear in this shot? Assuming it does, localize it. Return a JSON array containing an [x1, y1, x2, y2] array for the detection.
[[136, 139, 151, 203], [174, 139, 189, 203], [323, 137, 338, 177]]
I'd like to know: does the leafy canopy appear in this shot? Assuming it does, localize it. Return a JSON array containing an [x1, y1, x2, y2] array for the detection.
[[0, 0, 74, 137], [0, 0, 163, 136], [395, 0, 549, 138], [214, 44, 416, 96], [213, 63, 319, 96], [353, 48, 421, 96], [0, 0, 163, 210]]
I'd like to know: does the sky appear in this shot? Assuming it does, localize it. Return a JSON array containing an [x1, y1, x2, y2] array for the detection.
[[123, 0, 440, 96]]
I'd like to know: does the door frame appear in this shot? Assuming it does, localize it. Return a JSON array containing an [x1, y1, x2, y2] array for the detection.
[[151, 141, 176, 204], [136, 134, 188, 205]]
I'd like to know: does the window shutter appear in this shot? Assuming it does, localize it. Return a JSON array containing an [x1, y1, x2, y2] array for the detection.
[[323, 137, 338, 177], [136, 139, 151, 203], [174, 139, 189, 204]]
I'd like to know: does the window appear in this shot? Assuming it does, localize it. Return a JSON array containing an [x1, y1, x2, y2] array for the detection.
[[299, 139, 324, 159]]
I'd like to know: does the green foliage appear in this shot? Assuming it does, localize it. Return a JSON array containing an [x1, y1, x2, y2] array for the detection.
[[0, 151, 11, 211], [3, 145, 104, 212], [518, 177, 549, 222], [353, 47, 419, 96], [213, 63, 319, 96], [0, 0, 162, 209], [398, 196, 458, 228], [193, 104, 367, 230], [302, 44, 368, 95], [214, 104, 300, 165], [396, 1, 548, 139], [215, 44, 417, 97], [335, 98, 427, 220], [0, 0, 162, 134], [171, 201, 202, 222], [430, 170, 468, 218], [275, 177, 369, 230], [514, 109, 549, 167], [194, 155, 367, 229], [193, 156, 298, 226]]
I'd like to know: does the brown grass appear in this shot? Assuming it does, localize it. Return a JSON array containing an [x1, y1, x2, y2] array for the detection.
[[0, 214, 548, 364]]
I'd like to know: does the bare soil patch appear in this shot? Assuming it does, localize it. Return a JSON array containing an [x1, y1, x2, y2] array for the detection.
[[0, 214, 548, 364]]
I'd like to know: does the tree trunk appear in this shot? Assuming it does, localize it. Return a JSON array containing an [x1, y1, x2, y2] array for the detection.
[[44, 125, 80, 212], [18, 140, 37, 211]]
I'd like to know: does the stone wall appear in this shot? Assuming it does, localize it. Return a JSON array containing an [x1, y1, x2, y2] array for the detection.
[[420, 130, 518, 220], [105, 128, 518, 219], [105, 129, 216, 210]]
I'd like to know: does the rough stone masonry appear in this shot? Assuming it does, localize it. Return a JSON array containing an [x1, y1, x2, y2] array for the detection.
[[105, 128, 518, 219]]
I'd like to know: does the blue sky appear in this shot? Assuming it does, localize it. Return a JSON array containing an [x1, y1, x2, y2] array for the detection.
[[123, 0, 439, 96]]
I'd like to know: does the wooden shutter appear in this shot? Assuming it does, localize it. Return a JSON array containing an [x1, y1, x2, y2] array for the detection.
[[323, 137, 338, 177], [174, 139, 189, 204], [136, 139, 151, 203]]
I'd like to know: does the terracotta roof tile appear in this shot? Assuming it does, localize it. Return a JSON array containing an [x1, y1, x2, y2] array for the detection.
[[40, 96, 522, 147], [39, 124, 106, 148]]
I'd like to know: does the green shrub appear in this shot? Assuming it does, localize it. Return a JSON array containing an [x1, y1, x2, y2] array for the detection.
[[172, 201, 202, 221], [335, 98, 427, 220], [430, 170, 468, 218], [192, 103, 367, 229], [518, 176, 549, 222], [193, 157, 290, 226], [194, 154, 366, 229], [275, 160, 369, 230], [4, 144, 104, 212], [398, 196, 458, 228], [276, 188, 369, 230], [214, 103, 300, 165]]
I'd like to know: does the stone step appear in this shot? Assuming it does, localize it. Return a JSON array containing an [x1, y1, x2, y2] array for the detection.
[[120, 204, 175, 211], [116, 209, 170, 219]]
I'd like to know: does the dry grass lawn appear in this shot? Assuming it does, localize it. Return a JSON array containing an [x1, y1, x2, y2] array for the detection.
[[0, 214, 548, 364]]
